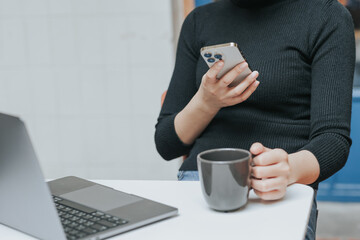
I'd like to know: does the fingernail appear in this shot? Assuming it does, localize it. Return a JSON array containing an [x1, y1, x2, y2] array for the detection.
[[255, 80, 260, 86], [218, 61, 224, 67], [251, 71, 259, 78], [238, 62, 247, 70]]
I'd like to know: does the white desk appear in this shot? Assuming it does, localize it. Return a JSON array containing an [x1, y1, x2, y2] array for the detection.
[[0, 180, 314, 240]]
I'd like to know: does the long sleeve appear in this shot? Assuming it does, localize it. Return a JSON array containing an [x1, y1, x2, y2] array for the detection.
[[154, 10, 200, 160], [301, 1, 355, 184], [154, 0, 357, 180]]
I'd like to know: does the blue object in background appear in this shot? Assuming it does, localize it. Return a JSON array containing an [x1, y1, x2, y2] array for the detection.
[[317, 93, 360, 202], [195, 0, 212, 7]]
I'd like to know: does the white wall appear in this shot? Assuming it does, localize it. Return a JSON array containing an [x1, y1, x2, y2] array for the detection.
[[0, 0, 181, 180]]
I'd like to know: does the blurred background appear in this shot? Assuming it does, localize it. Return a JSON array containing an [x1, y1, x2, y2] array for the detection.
[[0, 0, 181, 180], [0, 0, 359, 238]]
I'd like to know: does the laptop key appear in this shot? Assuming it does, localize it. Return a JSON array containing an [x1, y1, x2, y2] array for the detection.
[[83, 214, 93, 219], [108, 216, 120, 222], [70, 216, 79, 221], [91, 224, 107, 231], [76, 212, 86, 217], [69, 222, 78, 228], [63, 220, 71, 225], [84, 221, 94, 227], [69, 229, 79, 235], [77, 219, 87, 224], [54, 196, 61, 202], [90, 217, 101, 222], [75, 225, 86, 231], [98, 220, 117, 228], [67, 235, 76, 240], [63, 207, 71, 212], [70, 210, 78, 215], [92, 211, 104, 216], [75, 232, 87, 238], [82, 228, 98, 234], [120, 219, 128, 225]]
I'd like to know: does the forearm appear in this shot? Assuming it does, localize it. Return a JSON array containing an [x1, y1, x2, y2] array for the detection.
[[174, 92, 218, 145], [288, 150, 320, 185]]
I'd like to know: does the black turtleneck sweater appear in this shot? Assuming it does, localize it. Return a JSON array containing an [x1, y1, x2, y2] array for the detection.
[[155, 0, 355, 188]]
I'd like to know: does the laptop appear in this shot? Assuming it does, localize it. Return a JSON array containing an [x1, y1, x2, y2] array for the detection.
[[0, 113, 178, 240]]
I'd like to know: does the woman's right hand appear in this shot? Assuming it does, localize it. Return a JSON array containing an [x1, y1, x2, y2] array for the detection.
[[195, 60, 260, 114], [174, 60, 259, 145]]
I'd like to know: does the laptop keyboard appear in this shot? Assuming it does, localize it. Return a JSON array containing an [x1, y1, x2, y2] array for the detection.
[[53, 196, 129, 240]]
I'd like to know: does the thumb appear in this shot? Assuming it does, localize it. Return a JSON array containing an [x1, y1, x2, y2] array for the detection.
[[250, 142, 271, 155]]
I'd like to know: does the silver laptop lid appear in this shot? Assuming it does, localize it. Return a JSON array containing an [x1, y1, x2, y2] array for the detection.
[[0, 113, 66, 240]]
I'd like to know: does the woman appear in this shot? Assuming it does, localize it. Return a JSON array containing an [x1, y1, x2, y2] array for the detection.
[[155, 0, 355, 239]]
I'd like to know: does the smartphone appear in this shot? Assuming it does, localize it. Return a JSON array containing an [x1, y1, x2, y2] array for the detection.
[[200, 42, 252, 87]]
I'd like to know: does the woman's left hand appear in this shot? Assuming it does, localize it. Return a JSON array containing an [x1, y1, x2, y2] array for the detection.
[[250, 142, 291, 200]]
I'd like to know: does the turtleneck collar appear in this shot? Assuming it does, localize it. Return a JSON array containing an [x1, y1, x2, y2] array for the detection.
[[230, 0, 287, 8]]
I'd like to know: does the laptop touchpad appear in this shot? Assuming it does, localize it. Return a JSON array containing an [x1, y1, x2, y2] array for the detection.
[[60, 185, 142, 212]]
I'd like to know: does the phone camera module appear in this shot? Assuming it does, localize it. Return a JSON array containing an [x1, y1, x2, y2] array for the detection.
[[207, 58, 215, 63], [214, 54, 222, 59], [204, 52, 212, 58]]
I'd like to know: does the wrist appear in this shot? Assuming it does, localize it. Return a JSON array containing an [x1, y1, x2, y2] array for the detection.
[[288, 150, 320, 185], [288, 154, 299, 185], [193, 92, 220, 116]]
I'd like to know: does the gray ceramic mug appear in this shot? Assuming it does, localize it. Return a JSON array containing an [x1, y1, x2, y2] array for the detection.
[[197, 148, 252, 212]]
